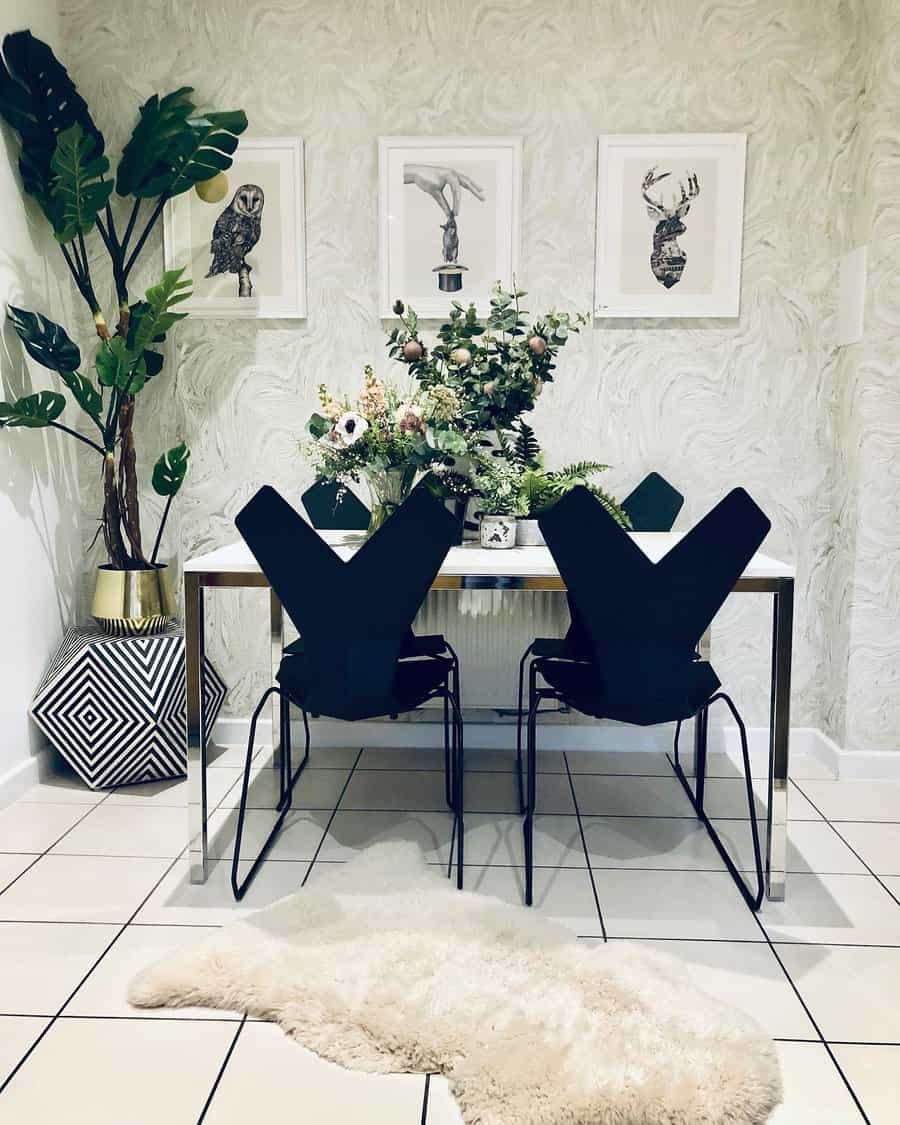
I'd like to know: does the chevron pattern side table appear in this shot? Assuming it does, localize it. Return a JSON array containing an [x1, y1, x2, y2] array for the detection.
[[31, 625, 227, 790]]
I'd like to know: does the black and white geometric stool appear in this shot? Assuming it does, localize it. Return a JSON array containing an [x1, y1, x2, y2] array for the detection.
[[31, 624, 226, 790]]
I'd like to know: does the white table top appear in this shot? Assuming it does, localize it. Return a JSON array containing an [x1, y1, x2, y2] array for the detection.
[[185, 530, 794, 581]]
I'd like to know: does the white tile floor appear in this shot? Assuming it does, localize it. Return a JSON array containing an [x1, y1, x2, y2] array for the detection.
[[0, 745, 898, 1123]]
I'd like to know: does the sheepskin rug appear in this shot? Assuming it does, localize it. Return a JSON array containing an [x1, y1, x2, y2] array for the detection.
[[130, 842, 781, 1124]]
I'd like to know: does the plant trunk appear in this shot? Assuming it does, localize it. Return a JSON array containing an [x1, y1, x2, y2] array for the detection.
[[238, 263, 252, 297], [102, 452, 129, 569], [117, 398, 147, 566]]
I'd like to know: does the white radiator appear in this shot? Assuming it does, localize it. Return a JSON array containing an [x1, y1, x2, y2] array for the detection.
[[414, 590, 570, 711]]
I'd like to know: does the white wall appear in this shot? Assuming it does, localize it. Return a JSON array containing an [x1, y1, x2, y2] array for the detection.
[[0, 0, 83, 796]]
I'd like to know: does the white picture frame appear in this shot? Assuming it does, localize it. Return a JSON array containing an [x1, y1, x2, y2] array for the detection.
[[594, 133, 746, 319], [379, 136, 522, 319], [163, 137, 306, 319]]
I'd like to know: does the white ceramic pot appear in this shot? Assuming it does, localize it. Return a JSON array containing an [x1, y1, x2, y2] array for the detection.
[[480, 514, 517, 549], [516, 518, 545, 547]]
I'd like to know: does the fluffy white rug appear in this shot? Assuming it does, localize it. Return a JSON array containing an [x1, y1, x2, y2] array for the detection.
[[130, 843, 781, 1124]]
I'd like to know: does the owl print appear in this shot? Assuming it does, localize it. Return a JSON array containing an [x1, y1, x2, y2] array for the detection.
[[207, 184, 265, 297]]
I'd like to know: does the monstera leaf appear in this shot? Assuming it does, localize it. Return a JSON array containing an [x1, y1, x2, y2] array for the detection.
[[115, 88, 195, 198], [58, 371, 102, 422], [164, 110, 246, 197], [7, 306, 81, 373], [0, 390, 66, 428], [50, 123, 113, 243], [116, 87, 246, 199], [0, 31, 104, 222], [151, 442, 190, 497]]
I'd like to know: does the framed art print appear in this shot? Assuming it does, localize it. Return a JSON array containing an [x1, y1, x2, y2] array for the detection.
[[379, 136, 522, 318], [163, 137, 306, 319], [594, 133, 746, 318]]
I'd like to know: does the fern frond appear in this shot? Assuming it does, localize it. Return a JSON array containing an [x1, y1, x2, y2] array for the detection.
[[513, 420, 541, 468], [587, 484, 632, 528], [557, 460, 610, 480]]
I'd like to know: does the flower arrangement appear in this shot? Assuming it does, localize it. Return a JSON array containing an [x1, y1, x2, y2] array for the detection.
[[304, 366, 472, 531], [386, 283, 586, 436]]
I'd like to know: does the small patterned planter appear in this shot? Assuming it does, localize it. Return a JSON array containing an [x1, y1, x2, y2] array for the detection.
[[480, 514, 517, 549], [31, 625, 226, 790]]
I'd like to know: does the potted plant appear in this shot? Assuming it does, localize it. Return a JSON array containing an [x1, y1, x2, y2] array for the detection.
[[0, 32, 246, 632], [472, 456, 525, 549], [304, 366, 471, 534], [502, 422, 631, 545]]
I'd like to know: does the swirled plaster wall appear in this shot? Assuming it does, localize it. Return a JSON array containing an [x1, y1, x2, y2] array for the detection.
[[55, 0, 898, 750]]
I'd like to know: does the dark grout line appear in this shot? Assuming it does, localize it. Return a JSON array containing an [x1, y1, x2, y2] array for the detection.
[[0, 846, 186, 1099], [0, 796, 119, 901], [737, 866, 873, 1121], [196, 1015, 247, 1124], [563, 753, 607, 941], [300, 750, 365, 888], [789, 779, 900, 911]]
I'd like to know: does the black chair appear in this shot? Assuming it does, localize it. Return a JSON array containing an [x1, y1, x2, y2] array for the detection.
[[621, 471, 684, 532], [519, 486, 771, 910], [515, 471, 684, 808], [301, 479, 370, 530], [231, 484, 463, 899]]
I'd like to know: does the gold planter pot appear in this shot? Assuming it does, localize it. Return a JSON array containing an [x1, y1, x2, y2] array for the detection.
[[91, 564, 176, 636]]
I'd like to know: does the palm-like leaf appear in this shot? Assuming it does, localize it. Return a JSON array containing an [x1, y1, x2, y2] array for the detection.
[[7, 306, 81, 373], [49, 122, 113, 243], [151, 442, 190, 497], [0, 32, 104, 223], [0, 390, 65, 428], [127, 269, 191, 354], [116, 88, 246, 199]]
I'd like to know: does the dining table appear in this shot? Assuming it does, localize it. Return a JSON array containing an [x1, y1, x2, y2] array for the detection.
[[183, 531, 795, 900]]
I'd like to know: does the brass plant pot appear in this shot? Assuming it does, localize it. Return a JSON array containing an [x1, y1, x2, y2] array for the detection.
[[91, 564, 176, 636]]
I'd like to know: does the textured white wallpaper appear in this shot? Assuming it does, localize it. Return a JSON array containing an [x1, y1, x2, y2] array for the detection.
[[54, 0, 897, 748]]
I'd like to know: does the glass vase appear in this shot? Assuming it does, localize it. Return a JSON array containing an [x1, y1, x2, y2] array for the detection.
[[365, 466, 416, 535]]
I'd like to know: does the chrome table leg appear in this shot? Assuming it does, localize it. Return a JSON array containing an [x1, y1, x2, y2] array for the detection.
[[766, 578, 793, 901], [186, 573, 208, 884], [270, 591, 284, 771]]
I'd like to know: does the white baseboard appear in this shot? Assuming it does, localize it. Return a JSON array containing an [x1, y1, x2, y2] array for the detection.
[[213, 715, 898, 778], [0, 745, 54, 806]]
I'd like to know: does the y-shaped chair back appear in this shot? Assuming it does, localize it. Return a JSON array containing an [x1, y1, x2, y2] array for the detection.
[[236, 483, 457, 720], [540, 486, 770, 700], [621, 471, 684, 532]]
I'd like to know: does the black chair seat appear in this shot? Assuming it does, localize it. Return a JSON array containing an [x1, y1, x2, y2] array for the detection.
[[276, 652, 452, 721], [536, 654, 720, 726], [282, 633, 448, 661]]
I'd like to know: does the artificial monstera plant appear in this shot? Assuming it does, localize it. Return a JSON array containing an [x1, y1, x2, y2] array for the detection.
[[0, 30, 247, 568]]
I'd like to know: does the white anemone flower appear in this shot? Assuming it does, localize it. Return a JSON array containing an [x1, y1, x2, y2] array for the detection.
[[335, 411, 369, 446]]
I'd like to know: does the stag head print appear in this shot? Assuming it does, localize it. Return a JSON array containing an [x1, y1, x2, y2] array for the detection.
[[641, 167, 700, 289]]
